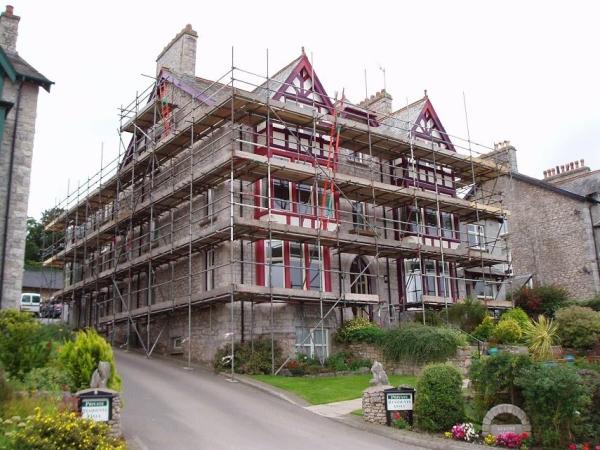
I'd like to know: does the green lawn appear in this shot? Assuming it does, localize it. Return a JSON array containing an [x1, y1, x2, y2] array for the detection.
[[252, 374, 417, 405]]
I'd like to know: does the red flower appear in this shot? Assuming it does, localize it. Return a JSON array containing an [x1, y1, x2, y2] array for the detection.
[[568, 444, 577, 450], [391, 411, 401, 420]]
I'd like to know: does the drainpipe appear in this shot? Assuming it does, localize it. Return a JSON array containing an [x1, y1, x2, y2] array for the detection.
[[0, 79, 23, 307], [588, 200, 600, 293]]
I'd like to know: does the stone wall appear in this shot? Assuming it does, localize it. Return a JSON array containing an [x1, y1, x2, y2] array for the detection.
[[335, 342, 477, 376]]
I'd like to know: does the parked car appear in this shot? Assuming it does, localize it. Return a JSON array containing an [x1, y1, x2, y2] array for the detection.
[[20, 292, 41, 316]]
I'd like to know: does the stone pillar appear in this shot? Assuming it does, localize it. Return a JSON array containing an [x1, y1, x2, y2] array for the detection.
[[362, 385, 392, 425]]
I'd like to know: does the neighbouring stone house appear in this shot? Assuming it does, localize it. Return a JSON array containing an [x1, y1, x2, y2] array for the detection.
[[0, 5, 52, 309]]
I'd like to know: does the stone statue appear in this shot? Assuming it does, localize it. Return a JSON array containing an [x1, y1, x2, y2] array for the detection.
[[90, 361, 111, 389], [369, 361, 389, 386]]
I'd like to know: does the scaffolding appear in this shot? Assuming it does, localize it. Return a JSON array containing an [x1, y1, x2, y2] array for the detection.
[[41, 50, 512, 369]]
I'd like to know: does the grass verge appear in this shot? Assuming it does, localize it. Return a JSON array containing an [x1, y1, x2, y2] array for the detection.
[[252, 374, 417, 405]]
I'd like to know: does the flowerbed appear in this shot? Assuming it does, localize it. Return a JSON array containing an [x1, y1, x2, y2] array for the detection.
[[444, 423, 531, 449]]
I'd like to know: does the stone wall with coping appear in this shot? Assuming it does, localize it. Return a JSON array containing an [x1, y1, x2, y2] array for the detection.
[[335, 342, 477, 376], [362, 385, 390, 425]]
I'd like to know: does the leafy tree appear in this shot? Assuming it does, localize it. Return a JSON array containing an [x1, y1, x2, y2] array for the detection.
[[514, 285, 570, 317], [447, 297, 488, 332], [24, 207, 65, 268]]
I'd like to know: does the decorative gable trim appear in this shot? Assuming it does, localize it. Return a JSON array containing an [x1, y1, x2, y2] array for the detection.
[[412, 98, 455, 151], [272, 54, 334, 114]]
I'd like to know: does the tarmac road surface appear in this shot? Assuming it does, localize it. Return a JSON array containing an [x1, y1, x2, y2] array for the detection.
[[116, 350, 422, 450]]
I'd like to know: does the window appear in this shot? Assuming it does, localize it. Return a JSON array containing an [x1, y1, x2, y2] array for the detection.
[[350, 257, 371, 295], [467, 224, 486, 250], [440, 212, 454, 239], [402, 206, 421, 233], [308, 245, 322, 290], [172, 336, 183, 350], [424, 260, 437, 295], [499, 218, 508, 236], [273, 180, 290, 211], [440, 261, 451, 298], [295, 327, 329, 359], [348, 151, 364, 164], [205, 248, 215, 291], [317, 188, 335, 218], [203, 188, 214, 219], [290, 242, 304, 289], [473, 280, 494, 299], [352, 202, 366, 230], [404, 259, 422, 303], [297, 183, 313, 215], [424, 209, 438, 236], [260, 179, 269, 209], [266, 240, 284, 288]]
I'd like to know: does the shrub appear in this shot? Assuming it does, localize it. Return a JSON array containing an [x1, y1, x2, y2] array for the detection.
[[581, 295, 600, 312], [381, 324, 465, 363], [416, 309, 445, 327], [500, 307, 530, 330], [447, 298, 488, 333], [213, 338, 282, 375], [515, 364, 590, 448], [555, 306, 600, 351], [22, 365, 71, 392], [0, 316, 49, 380], [574, 369, 600, 442], [523, 315, 558, 361], [469, 353, 532, 415], [414, 363, 465, 432], [492, 318, 522, 344], [5, 408, 126, 450], [335, 317, 385, 344], [472, 316, 495, 342], [0, 368, 12, 408], [59, 329, 121, 392], [514, 285, 570, 317], [325, 351, 370, 372]]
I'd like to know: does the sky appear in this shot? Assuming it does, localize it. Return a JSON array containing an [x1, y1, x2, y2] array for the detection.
[[14, 0, 600, 219]]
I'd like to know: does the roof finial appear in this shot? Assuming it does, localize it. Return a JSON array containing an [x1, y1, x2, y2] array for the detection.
[[301, 46, 306, 56], [424, 89, 428, 98]]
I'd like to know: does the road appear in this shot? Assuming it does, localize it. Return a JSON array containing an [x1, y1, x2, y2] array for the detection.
[[116, 351, 421, 450]]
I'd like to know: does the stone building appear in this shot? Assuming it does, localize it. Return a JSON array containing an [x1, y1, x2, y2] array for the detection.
[[476, 144, 600, 301], [0, 5, 52, 308], [22, 268, 63, 301], [43, 26, 507, 364]]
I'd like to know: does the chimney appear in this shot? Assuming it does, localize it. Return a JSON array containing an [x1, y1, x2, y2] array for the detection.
[[156, 24, 198, 76], [543, 158, 590, 182], [482, 140, 518, 172], [0, 5, 19, 53], [358, 89, 393, 116]]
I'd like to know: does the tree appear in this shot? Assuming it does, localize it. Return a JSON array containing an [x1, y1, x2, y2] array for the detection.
[[23, 207, 64, 268]]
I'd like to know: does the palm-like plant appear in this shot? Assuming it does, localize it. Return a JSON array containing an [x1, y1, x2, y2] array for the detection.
[[523, 315, 558, 361]]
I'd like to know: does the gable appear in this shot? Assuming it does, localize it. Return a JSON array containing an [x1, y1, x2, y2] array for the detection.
[[272, 54, 334, 114], [412, 99, 455, 151]]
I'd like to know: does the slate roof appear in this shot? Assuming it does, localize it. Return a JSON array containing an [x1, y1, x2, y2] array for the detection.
[[553, 169, 600, 197], [4, 51, 52, 91], [22, 269, 63, 290]]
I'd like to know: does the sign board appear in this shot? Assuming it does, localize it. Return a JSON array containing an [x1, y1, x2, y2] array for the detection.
[[386, 392, 413, 411], [81, 397, 111, 422]]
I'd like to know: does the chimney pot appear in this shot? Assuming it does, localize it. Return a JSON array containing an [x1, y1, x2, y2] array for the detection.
[[543, 170, 547, 178], [575, 160, 579, 169], [581, 159, 585, 167], [5, 5, 12, 15]]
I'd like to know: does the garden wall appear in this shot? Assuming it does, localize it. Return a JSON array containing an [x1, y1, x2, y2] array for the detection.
[[334, 342, 478, 376]]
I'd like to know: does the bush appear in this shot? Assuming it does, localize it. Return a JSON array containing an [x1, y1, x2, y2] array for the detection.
[[516, 364, 590, 448], [335, 317, 385, 344], [22, 366, 70, 392], [472, 316, 495, 342], [514, 285, 570, 317], [0, 368, 12, 408], [555, 306, 600, 351], [469, 353, 532, 417], [500, 307, 530, 330], [574, 369, 600, 442], [325, 351, 370, 372], [59, 329, 121, 392], [447, 298, 488, 333], [581, 295, 600, 312], [0, 315, 49, 380], [491, 318, 522, 344], [5, 408, 126, 450], [213, 338, 281, 375], [414, 363, 465, 432], [381, 324, 466, 363]]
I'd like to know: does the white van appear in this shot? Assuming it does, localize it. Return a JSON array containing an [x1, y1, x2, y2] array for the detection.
[[20, 293, 41, 316]]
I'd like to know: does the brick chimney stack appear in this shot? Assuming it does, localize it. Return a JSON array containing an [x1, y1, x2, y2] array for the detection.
[[543, 158, 589, 184], [479, 140, 518, 173], [156, 24, 198, 76], [0, 5, 19, 54]]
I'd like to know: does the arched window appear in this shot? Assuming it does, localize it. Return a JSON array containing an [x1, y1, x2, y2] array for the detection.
[[350, 257, 371, 295]]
